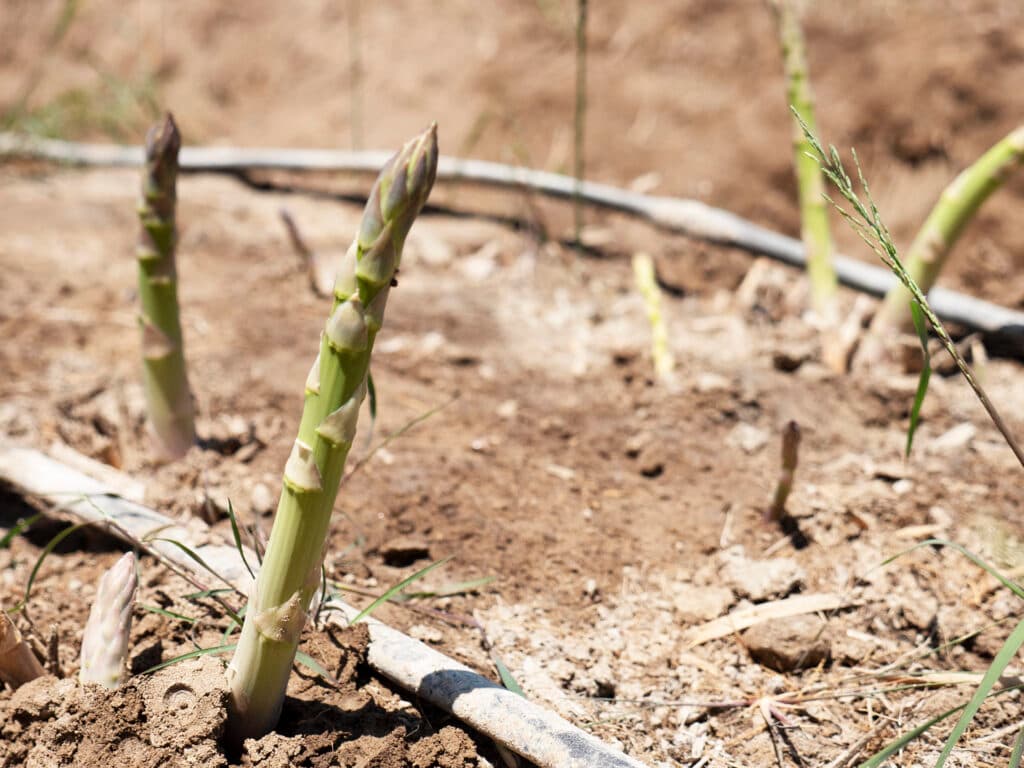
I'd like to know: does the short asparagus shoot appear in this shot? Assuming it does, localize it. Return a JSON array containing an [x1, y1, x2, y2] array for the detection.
[[225, 125, 438, 746], [770, 0, 843, 370], [632, 252, 675, 382], [137, 113, 196, 458], [79, 552, 137, 688], [765, 421, 800, 523], [0, 611, 46, 689], [871, 124, 1024, 335]]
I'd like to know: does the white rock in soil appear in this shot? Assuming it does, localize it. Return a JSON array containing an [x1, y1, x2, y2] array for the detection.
[[720, 548, 804, 601], [407, 624, 444, 644], [250, 482, 275, 515], [726, 423, 769, 454], [672, 584, 734, 622], [927, 422, 976, 454]]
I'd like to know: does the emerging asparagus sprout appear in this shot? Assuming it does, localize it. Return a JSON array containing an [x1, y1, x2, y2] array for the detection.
[[770, 0, 843, 371], [765, 421, 801, 523], [225, 125, 438, 746], [136, 113, 196, 458], [79, 552, 138, 688], [632, 252, 675, 382], [0, 611, 46, 689], [870, 124, 1024, 336]]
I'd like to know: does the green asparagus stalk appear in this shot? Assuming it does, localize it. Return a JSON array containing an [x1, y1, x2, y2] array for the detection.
[[137, 113, 195, 458], [0, 611, 45, 689], [79, 552, 137, 688], [573, 0, 588, 247], [871, 125, 1024, 335], [765, 421, 800, 522], [770, 0, 841, 364], [226, 125, 438, 745], [632, 252, 675, 382]]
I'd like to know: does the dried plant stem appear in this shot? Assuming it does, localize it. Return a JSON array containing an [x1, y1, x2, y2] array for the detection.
[[225, 126, 438, 745], [766, 421, 800, 522], [771, 0, 841, 368], [573, 0, 588, 247], [871, 125, 1024, 335], [631, 252, 674, 381], [800, 118, 1024, 469], [137, 113, 195, 458], [0, 611, 45, 689]]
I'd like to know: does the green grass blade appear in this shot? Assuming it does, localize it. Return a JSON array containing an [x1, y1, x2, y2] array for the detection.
[[138, 603, 198, 624], [398, 575, 496, 601], [140, 643, 236, 675], [364, 369, 378, 449], [148, 537, 242, 595], [349, 556, 452, 625], [226, 499, 256, 580], [934, 617, 1024, 767], [9, 520, 97, 613], [294, 650, 341, 687], [494, 654, 524, 697], [184, 587, 236, 600], [906, 301, 932, 457], [0, 513, 41, 549], [1009, 723, 1024, 768], [858, 701, 967, 768]]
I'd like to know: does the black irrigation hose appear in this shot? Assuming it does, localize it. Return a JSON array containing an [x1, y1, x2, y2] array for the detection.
[[4, 132, 1024, 350]]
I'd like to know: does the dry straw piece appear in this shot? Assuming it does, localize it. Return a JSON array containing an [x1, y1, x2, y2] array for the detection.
[[0, 611, 46, 689]]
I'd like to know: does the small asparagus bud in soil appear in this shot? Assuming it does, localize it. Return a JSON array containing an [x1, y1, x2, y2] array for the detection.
[[632, 252, 675, 382], [766, 421, 801, 523], [79, 552, 138, 688], [226, 125, 438, 746], [871, 125, 1024, 335], [0, 612, 46, 689], [137, 113, 196, 459], [770, 0, 843, 370]]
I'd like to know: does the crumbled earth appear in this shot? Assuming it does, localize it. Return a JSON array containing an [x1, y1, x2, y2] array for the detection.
[[3, 2, 1024, 767]]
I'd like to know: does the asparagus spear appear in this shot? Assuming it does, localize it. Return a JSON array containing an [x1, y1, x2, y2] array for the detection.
[[765, 421, 800, 523], [79, 552, 138, 688], [771, 0, 844, 370], [137, 113, 195, 458], [871, 125, 1024, 335], [226, 125, 438, 745]]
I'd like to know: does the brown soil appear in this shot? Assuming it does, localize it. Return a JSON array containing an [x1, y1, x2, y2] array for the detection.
[[2, 2, 1024, 767]]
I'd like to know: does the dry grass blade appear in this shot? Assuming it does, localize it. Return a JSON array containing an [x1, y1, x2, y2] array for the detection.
[[684, 593, 847, 647]]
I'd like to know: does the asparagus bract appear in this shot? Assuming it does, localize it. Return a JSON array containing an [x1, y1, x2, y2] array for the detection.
[[226, 125, 438, 745], [871, 125, 1024, 335], [137, 113, 195, 458], [0, 611, 45, 689], [79, 552, 138, 688]]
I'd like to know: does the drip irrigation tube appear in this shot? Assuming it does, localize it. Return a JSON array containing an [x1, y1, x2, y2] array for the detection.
[[3, 133, 1024, 344], [0, 444, 650, 768]]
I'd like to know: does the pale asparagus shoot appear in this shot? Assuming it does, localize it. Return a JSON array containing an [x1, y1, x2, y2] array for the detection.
[[0, 611, 45, 689], [79, 552, 138, 688], [632, 252, 675, 382], [137, 113, 195, 458], [765, 421, 800, 523], [226, 125, 438, 746], [871, 124, 1024, 335], [770, 0, 842, 370]]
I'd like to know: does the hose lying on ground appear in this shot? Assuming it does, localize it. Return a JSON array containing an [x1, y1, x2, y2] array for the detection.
[[3, 132, 1024, 347], [0, 444, 650, 768]]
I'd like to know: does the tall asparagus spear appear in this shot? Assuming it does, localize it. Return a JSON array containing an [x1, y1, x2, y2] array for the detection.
[[870, 125, 1024, 335], [770, 0, 843, 370], [137, 113, 195, 458], [226, 125, 438, 745], [79, 552, 138, 688]]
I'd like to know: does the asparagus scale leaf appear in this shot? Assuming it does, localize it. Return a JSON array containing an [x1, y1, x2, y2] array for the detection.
[[225, 125, 438, 746]]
